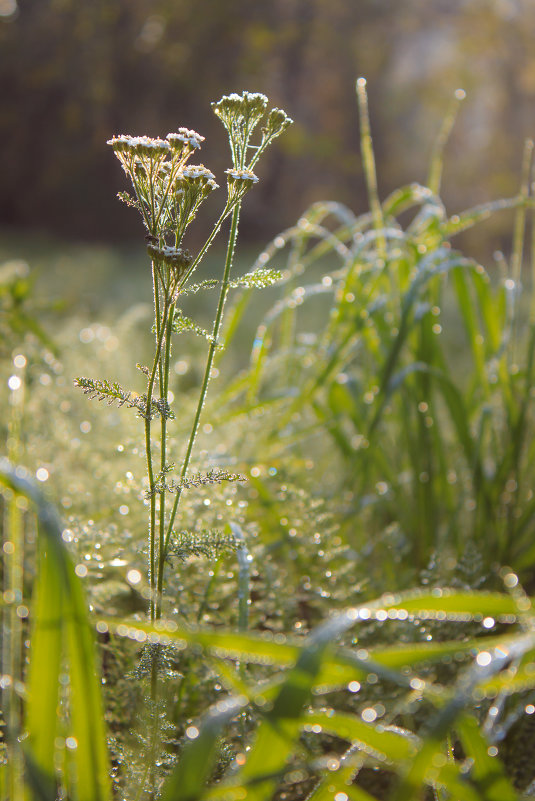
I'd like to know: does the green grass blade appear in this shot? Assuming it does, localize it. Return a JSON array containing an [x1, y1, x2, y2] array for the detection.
[[161, 697, 246, 801], [450, 266, 489, 391], [237, 611, 362, 801], [0, 460, 111, 801], [368, 252, 475, 434], [427, 89, 465, 195], [441, 196, 528, 239], [304, 712, 418, 763], [356, 77, 385, 258], [20, 745, 59, 801], [366, 588, 526, 619], [456, 713, 517, 801], [64, 566, 111, 801], [25, 537, 63, 779]]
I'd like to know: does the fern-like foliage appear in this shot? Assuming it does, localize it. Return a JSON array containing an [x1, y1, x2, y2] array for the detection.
[[170, 529, 237, 561], [117, 191, 142, 212], [147, 468, 246, 496], [74, 377, 174, 420], [230, 268, 282, 289], [136, 363, 152, 378], [170, 468, 246, 490], [169, 310, 215, 343], [182, 279, 219, 295]]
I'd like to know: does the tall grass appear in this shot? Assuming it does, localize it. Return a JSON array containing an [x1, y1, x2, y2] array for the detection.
[[218, 80, 535, 587]]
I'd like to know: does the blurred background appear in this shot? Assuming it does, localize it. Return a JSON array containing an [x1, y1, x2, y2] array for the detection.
[[1, 0, 535, 257]]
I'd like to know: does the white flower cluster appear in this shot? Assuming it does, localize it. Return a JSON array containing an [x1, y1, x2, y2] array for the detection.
[[212, 92, 268, 136], [180, 165, 216, 182], [177, 165, 219, 198], [107, 135, 170, 156], [166, 128, 205, 151], [212, 91, 292, 172], [225, 168, 259, 184]]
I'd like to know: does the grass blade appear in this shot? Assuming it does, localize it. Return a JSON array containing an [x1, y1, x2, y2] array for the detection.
[[0, 460, 111, 801]]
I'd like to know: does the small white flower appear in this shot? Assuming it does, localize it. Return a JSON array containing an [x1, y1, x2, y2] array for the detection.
[[167, 128, 205, 151], [107, 135, 170, 156], [225, 168, 259, 184], [180, 165, 217, 183]]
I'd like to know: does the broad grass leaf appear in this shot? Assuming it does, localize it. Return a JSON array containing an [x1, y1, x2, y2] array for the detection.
[[26, 536, 63, 778], [456, 713, 518, 801], [304, 711, 418, 763], [365, 589, 526, 619], [0, 460, 111, 801]]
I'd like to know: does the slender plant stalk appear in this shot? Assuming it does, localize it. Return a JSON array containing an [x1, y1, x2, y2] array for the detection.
[[149, 202, 232, 624], [356, 77, 385, 259], [157, 205, 241, 617], [149, 192, 240, 801], [157, 302, 174, 612], [145, 285, 171, 622], [75, 96, 292, 797], [427, 89, 465, 196]]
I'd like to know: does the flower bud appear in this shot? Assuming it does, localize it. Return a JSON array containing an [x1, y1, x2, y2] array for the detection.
[[264, 108, 293, 138]]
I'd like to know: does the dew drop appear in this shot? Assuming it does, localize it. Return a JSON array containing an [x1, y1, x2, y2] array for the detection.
[[503, 572, 519, 588], [127, 569, 142, 585], [476, 651, 492, 667], [8, 375, 21, 391]]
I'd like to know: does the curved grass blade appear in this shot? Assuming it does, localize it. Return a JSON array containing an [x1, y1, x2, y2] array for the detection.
[[393, 645, 520, 801], [235, 610, 363, 801], [456, 713, 517, 801], [161, 696, 247, 801], [365, 588, 527, 619], [0, 460, 110, 801], [441, 196, 528, 239], [304, 711, 418, 764]]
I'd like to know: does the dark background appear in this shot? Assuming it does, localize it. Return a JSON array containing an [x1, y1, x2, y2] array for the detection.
[[1, 0, 535, 248]]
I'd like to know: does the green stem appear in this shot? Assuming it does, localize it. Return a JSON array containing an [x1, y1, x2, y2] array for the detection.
[[177, 203, 232, 291], [155, 299, 175, 619], [159, 205, 241, 586], [146, 272, 174, 801], [146, 267, 169, 622]]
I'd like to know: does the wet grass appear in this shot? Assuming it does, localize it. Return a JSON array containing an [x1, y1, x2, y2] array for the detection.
[[3, 83, 535, 800]]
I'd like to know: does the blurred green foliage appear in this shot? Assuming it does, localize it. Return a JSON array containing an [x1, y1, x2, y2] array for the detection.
[[2, 0, 535, 249]]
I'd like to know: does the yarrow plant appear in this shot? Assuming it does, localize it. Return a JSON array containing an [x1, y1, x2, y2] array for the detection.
[[74, 91, 291, 787]]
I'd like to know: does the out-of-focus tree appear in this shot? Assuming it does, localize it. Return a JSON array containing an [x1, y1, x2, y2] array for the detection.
[[1, 0, 534, 249]]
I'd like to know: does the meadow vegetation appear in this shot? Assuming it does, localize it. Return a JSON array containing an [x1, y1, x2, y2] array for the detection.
[[3, 84, 535, 800]]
